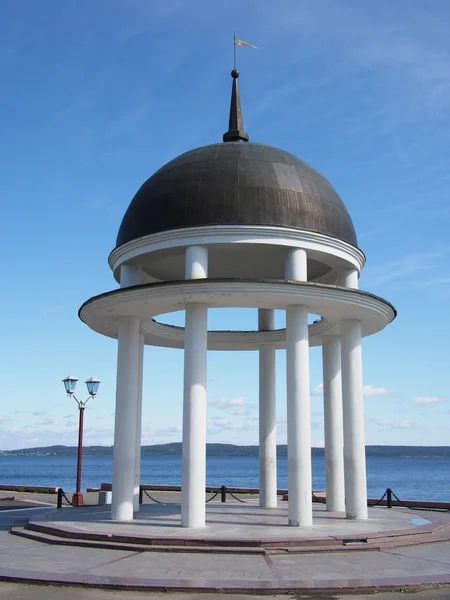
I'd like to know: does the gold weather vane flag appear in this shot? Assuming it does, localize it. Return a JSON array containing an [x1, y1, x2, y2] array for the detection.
[[233, 32, 257, 69]]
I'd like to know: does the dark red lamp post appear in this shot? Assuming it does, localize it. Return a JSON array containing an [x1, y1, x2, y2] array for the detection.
[[62, 375, 101, 506]]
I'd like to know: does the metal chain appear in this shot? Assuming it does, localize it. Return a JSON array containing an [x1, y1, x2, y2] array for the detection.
[[368, 489, 388, 507], [391, 490, 450, 513], [143, 489, 165, 504], [226, 489, 248, 503], [60, 489, 75, 506], [205, 490, 221, 503]]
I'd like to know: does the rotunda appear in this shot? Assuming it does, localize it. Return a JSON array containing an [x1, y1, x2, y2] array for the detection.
[[79, 69, 396, 528]]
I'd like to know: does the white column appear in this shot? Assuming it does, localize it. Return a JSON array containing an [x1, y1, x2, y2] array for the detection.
[[111, 316, 141, 521], [322, 336, 345, 512], [258, 309, 277, 508], [185, 245, 208, 279], [133, 333, 144, 512], [286, 248, 307, 282], [120, 263, 142, 288], [285, 248, 312, 526], [338, 268, 359, 289], [341, 319, 368, 520], [111, 263, 142, 521], [181, 246, 208, 528]]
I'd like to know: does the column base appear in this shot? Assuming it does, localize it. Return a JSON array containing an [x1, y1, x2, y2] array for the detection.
[[71, 492, 84, 506]]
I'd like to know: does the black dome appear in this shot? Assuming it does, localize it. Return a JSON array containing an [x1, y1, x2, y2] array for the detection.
[[116, 142, 358, 248]]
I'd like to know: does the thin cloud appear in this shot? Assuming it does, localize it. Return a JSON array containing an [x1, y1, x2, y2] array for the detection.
[[35, 418, 54, 426], [153, 426, 182, 437], [210, 397, 245, 410], [211, 418, 244, 431], [363, 385, 397, 397], [311, 384, 396, 396], [378, 419, 414, 429], [213, 418, 230, 427], [413, 396, 444, 406], [366, 252, 442, 288]]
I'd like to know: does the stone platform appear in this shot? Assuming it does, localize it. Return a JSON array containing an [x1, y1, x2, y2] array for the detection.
[[3, 501, 450, 592], [11, 500, 450, 553]]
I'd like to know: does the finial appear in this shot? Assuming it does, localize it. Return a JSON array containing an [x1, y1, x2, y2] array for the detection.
[[223, 69, 249, 143]]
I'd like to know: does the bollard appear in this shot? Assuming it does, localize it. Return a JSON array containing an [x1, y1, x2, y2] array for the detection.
[[139, 487, 143, 505], [57, 488, 63, 509], [387, 488, 392, 509], [221, 485, 226, 503]]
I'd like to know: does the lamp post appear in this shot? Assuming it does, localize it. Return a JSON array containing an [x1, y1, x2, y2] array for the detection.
[[62, 375, 101, 506]]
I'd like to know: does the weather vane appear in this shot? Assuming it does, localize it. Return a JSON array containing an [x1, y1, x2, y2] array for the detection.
[[233, 31, 257, 71]]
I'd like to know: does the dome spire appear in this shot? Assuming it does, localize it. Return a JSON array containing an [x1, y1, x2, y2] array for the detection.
[[223, 69, 249, 143]]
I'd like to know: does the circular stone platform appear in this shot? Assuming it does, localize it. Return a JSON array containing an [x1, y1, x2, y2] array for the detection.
[[14, 501, 450, 553], [5, 501, 450, 592]]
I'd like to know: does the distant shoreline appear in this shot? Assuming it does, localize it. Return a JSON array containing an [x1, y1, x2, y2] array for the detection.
[[1, 443, 450, 458]]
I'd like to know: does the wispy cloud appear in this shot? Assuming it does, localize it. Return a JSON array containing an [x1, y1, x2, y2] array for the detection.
[[365, 252, 443, 289], [378, 419, 414, 429], [270, 1, 450, 114], [153, 426, 182, 437], [36, 418, 54, 426], [311, 384, 396, 397], [211, 418, 244, 431], [213, 418, 230, 427], [413, 396, 444, 406], [210, 397, 245, 410], [234, 408, 250, 416], [33, 409, 46, 416], [363, 385, 397, 397]]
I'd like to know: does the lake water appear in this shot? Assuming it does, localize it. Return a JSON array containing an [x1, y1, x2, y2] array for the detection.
[[0, 455, 449, 502]]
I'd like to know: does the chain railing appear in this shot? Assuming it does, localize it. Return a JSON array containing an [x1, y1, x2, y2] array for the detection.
[[389, 489, 450, 513], [57, 488, 75, 508], [368, 488, 389, 507], [56, 484, 450, 513]]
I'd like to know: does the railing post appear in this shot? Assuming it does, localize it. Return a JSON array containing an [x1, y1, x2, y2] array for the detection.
[[221, 485, 226, 503], [139, 486, 143, 505], [57, 488, 63, 509], [387, 488, 392, 508]]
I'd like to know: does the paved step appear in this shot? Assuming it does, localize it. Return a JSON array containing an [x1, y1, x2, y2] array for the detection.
[[11, 519, 450, 555]]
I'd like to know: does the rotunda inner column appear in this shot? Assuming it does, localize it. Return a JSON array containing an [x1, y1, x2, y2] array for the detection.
[[338, 267, 359, 289], [133, 332, 144, 512], [341, 318, 368, 520], [285, 248, 313, 527], [258, 308, 277, 508], [322, 336, 345, 512], [112, 263, 143, 521], [181, 246, 208, 528]]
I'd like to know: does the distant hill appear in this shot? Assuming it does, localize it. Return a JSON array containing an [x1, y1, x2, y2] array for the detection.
[[1, 443, 450, 458]]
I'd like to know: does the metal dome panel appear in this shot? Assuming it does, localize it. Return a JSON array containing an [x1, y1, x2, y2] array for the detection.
[[116, 142, 358, 248]]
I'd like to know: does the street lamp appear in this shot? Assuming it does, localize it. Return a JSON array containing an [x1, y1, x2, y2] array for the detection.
[[62, 375, 101, 506]]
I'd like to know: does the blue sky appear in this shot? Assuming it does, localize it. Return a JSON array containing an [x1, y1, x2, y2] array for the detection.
[[1, 0, 449, 450]]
